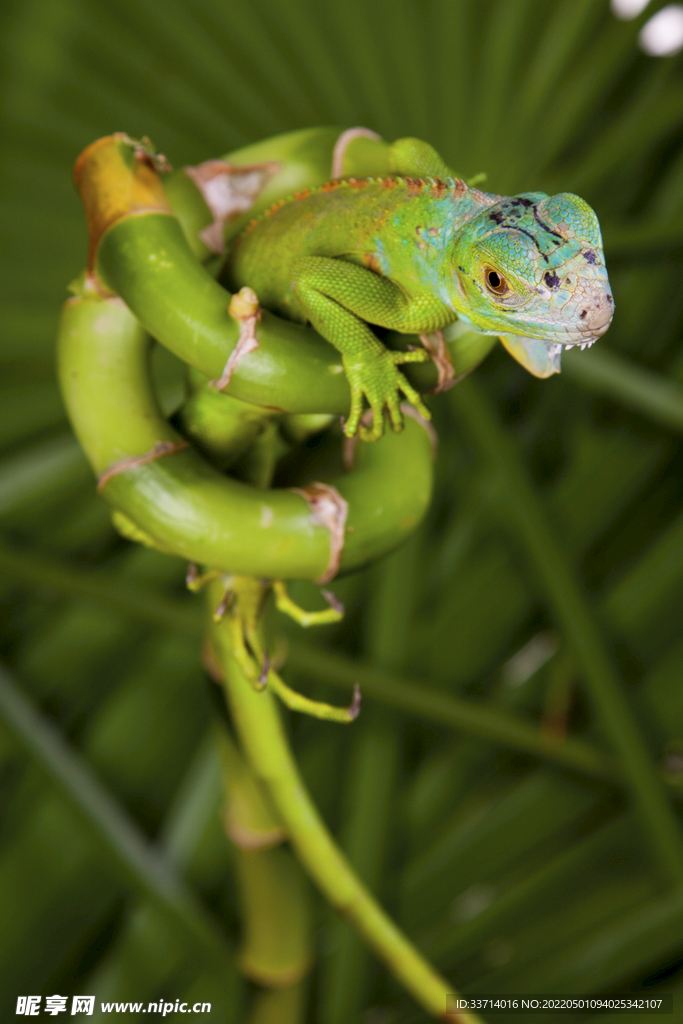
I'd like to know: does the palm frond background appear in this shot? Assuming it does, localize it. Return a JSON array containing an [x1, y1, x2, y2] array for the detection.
[[3, 1, 683, 1021]]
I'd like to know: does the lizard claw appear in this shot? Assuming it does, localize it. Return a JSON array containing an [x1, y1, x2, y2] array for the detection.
[[342, 348, 431, 441]]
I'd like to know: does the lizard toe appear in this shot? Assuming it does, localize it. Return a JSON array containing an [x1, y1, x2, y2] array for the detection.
[[391, 348, 430, 366], [387, 395, 404, 433]]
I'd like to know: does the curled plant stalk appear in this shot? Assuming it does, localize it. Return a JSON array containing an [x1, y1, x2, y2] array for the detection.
[[217, 730, 313, 1022], [57, 128, 494, 1021], [209, 580, 468, 1021]]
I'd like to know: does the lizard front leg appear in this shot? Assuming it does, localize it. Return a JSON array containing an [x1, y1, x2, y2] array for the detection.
[[291, 256, 449, 440]]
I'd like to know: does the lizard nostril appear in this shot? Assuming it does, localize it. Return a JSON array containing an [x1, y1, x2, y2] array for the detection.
[[580, 310, 587, 319]]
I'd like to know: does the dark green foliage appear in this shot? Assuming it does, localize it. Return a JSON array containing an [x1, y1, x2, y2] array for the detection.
[[2, 1, 683, 1020]]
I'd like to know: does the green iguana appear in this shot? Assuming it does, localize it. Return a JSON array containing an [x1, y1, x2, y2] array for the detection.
[[225, 138, 613, 440]]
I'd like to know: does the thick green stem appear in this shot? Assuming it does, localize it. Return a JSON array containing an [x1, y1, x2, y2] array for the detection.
[[210, 581, 483, 1024], [57, 290, 434, 580], [321, 540, 416, 1023], [234, 845, 313, 988], [321, 709, 398, 1024], [247, 981, 307, 1024], [217, 729, 313, 993]]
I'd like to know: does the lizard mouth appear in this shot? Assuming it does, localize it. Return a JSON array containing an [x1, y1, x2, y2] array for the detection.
[[561, 306, 614, 347], [579, 304, 614, 332], [563, 337, 597, 351]]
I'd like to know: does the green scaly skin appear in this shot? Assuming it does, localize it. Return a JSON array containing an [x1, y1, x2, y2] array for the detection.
[[226, 157, 614, 440]]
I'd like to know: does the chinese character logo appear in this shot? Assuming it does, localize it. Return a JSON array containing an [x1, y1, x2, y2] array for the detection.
[[45, 996, 68, 1015], [71, 997, 95, 1016], [16, 996, 41, 1016]]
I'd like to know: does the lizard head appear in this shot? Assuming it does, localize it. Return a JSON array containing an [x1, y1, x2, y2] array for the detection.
[[450, 191, 614, 351]]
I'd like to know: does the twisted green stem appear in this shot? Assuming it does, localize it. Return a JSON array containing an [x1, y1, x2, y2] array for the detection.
[[210, 581, 483, 1023]]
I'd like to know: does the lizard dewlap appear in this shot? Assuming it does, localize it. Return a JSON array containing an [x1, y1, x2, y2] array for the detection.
[[226, 174, 613, 404]]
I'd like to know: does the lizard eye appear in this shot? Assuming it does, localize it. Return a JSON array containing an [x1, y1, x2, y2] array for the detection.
[[485, 268, 509, 295]]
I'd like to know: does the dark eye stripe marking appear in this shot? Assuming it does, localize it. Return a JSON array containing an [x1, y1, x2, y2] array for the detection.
[[495, 224, 540, 248], [532, 205, 565, 242]]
